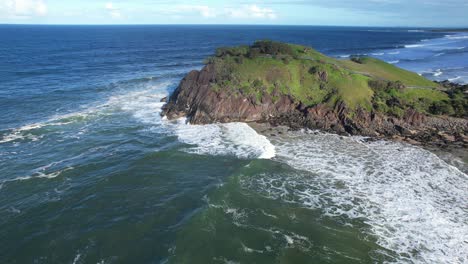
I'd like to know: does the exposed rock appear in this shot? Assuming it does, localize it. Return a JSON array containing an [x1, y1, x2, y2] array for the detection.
[[317, 71, 328, 82], [162, 65, 468, 149]]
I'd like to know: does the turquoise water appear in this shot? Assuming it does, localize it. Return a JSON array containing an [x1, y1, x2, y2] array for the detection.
[[0, 26, 467, 263]]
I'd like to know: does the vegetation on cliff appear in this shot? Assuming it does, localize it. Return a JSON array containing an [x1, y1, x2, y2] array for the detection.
[[205, 40, 467, 118]]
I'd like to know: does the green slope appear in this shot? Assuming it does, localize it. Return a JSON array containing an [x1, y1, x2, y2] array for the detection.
[[207, 40, 464, 117]]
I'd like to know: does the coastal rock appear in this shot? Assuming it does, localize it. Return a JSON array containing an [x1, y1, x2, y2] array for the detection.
[[162, 41, 468, 148], [162, 63, 468, 148], [163, 64, 299, 124]]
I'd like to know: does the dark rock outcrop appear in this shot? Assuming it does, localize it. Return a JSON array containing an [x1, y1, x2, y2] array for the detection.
[[162, 65, 468, 148]]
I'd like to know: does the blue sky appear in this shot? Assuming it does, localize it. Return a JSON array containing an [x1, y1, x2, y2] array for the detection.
[[1, 0, 467, 27]]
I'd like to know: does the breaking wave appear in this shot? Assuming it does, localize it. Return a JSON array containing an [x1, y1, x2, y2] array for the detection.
[[172, 120, 275, 159], [1, 79, 276, 165], [244, 130, 468, 263], [404, 44, 425, 48]]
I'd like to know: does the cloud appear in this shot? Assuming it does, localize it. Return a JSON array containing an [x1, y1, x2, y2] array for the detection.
[[105, 2, 121, 19], [0, 0, 47, 19], [167, 4, 277, 20], [226, 5, 277, 19], [174, 5, 216, 18]]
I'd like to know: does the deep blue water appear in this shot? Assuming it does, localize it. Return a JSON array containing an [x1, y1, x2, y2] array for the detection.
[[0, 25, 467, 264]]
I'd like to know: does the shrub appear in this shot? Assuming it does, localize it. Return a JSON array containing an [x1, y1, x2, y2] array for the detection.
[[309, 66, 318, 74], [203, 56, 216, 65], [388, 106, 405, 118], [248, 48, 261, 58], [350, 56, 364, 64], [451, 98, 467, 117], [251, 40, 296, 56], [215, 46, 249, 57], [429, 101, 455, 115], [235, 56, 244, 64], [368, 80, 406, 91], [252, 79, 264, 89], [368, 80, 388, 90]]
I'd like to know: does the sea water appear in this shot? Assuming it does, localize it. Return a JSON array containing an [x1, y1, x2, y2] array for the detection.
[[0, 25, 467, 263]]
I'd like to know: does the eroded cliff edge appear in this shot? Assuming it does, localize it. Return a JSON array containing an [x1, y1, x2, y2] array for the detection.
[[162, 41, 468, 148]]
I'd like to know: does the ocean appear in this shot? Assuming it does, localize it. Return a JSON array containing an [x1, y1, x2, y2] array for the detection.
[[0, 25, 467, 263]]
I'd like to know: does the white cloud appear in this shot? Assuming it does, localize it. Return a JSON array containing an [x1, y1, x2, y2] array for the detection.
[[226, 5, 277, 20], [105, 2, 121, 19], [0, 0, 47, 18], [174, 5, 216, 18], [166, 4, 277, 20]]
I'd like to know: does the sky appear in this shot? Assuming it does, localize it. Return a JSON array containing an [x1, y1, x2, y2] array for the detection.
[[0, 0, 467, 27]]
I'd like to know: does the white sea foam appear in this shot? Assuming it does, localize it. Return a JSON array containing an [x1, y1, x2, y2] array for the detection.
[[0, 106, 105, 144], [72, 254, 81, 264], [0, 82, 172, 145], [448, 76, 462, 82], [0, 166, 74, 186], [433, 69, 443, 76], [388, 60, 399, 64], [1, 80, 276, 162], [371, 52, 384, 56], [244, 131, 468, 263], [388, 51, 400, 55], [445, 35, 468, 40], [92, 81, 276, 159], [172, 119, 276, 159], [405, 44, 425, 48], [434, 52, 445, 57]]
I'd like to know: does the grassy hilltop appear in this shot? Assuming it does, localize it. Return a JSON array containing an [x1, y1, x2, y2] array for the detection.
[[206, 40, 466, 118]]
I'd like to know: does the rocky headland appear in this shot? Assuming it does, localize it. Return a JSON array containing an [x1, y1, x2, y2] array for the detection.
[[162, 41, 468, 148]]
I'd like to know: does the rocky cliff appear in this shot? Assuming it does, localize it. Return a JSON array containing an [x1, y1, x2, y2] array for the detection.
[[162, 41, 468, 148]]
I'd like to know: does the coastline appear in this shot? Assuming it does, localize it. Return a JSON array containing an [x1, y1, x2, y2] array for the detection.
[[249, 122, 468, 174]]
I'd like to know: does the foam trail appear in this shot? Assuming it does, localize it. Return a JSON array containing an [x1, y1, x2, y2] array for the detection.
[[405, 44, 425, 48], [106, 82, 276, 160], [433, 69, 443, 77], [0, 106, 106, 144], [246, 131, 468, 263], [1, 78, 276, 161], [0, 81, 173, 145], [172, 119, 275, 159], [448, 76, 461, 82], [446, 35, 468, 40]]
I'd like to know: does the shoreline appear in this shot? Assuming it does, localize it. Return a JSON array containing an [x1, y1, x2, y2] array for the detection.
[[249, 122, 468, 174]]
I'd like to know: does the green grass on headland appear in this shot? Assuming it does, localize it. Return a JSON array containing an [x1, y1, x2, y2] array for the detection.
[[207, 40, 467, 117]]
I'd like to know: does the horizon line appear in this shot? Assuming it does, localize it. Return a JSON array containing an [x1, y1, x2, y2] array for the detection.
[[0, 23, 467, 29]]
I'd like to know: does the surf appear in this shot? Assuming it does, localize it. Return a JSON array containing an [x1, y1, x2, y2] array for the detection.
[[245, 130, 468, 263]]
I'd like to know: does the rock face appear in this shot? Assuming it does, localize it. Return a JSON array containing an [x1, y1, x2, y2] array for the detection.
[[162, 64, 468, 148], [163, 64, 299, 123]]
